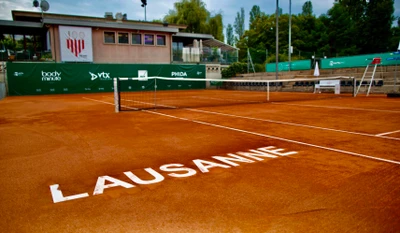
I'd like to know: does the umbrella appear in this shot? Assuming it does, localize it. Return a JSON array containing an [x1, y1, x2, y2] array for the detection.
[[199, 39, 203, 61], [314, 61, 320, 76]]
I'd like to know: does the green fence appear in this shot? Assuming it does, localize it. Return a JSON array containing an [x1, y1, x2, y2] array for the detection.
[[266, 59, 311, 72], [265, 52, 400, 72], [321, 52, 400, 69], [6, 63, 206, 96]]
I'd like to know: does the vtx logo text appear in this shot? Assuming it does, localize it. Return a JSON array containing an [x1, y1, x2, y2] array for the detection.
[[89, 72, 111, 81]]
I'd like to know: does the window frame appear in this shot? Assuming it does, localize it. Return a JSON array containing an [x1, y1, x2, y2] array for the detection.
[[117, 32, 129, 45], [131, 33, 142, 45], [103, 31, 116, 44], [156, 35, 166, 46], [144, 34, 155, 46]]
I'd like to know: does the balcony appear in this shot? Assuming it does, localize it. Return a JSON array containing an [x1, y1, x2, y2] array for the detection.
[[172, 33, 238, 65]]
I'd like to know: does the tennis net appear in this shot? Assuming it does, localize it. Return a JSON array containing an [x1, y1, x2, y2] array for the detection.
[[113, 76, 355, 112]]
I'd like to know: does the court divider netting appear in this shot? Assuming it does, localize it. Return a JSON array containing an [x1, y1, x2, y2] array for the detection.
[[113, 76, 356, 112]]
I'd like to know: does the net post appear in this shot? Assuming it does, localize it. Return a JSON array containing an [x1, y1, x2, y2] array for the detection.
[[113, 78, 120, 113], [267, 82, 270, 101], [352, 76, 356, 97]]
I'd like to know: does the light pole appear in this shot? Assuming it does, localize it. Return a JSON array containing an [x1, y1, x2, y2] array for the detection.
[[141, 0, 147, 21], [275, 0, 279, 80], [288, 0, 292, 72]]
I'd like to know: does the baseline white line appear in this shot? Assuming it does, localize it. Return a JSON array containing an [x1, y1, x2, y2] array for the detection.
[[85, 97, 400, 165], [376, 129, 400, 136], [271, 102, 400, 113]]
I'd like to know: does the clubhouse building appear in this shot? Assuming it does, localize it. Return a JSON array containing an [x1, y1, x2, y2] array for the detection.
[[0, 10, 238, 66]]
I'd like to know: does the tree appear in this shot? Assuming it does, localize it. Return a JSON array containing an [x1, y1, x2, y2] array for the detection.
[[207, 13, 224, 42], [326, 2, 358, 56], [163, 0, 224, 41], [164, 0, 209, 33], [363, 0, 395, 53], [234, 7, 245, 41], [249, 5, 261, 28], [302, 1, 313, 16], [226, 24, 235, 46]]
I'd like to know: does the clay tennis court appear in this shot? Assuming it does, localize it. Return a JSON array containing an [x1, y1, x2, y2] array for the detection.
[[0, 91, 399, 232]]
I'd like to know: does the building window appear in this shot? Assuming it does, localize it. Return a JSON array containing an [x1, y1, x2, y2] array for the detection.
[[131, 33, 142, 45], [118, 32, 129, 44], [144, 34, 154, 45], [104, 31, 115, 44], [157, 35, 166, 46]]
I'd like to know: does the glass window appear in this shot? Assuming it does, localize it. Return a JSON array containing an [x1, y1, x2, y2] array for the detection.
[[118, 32, 129, 44], [104, 32, 115, 44], [157, 35, 166, 46], [144, 34, 154, 45], [131, 33, 142, 45]]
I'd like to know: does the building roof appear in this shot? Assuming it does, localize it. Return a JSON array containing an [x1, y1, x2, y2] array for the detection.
[[173, 32, 238, 52], [11, 10, 185, 33], [0, 20, 44, 35], [173, 32, 214, 40], [201, 39, 238, 51], [42, 18, 179, 33]]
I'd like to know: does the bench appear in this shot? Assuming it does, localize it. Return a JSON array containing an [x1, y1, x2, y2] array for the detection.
[[314, 80, 341, 94]]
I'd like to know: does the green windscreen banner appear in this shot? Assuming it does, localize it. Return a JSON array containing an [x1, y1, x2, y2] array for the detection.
[[321, 52, 400, 69], [266, 59, 311, 72], [6, 63, 206, 95]]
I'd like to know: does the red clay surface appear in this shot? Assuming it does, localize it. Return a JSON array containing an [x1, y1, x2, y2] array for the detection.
[[0, 92, 399, 233]]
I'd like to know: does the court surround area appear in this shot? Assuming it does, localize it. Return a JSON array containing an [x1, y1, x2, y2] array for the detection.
[[0, 92, 399, 232]]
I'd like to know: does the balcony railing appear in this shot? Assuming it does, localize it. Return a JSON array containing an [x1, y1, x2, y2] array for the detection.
[[172, 46, 238, 65]]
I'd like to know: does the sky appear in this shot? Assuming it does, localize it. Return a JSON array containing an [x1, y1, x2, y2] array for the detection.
[[0, 0, 399, 30]]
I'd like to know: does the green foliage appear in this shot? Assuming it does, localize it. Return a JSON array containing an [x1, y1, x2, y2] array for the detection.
[[1, 35, 16, 51], [221, 62, 247, 78], [249, 5, 261, 28], [164, 0, 224, 41], [234, 8, 245, 40], [207, 13, 224, 41], [226, 24, 234, 46], [302, 1, 313, 16], [363, 0, 395, 53]]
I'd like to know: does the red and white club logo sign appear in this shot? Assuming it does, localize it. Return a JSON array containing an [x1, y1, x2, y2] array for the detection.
[[66, 31, 85, 57]]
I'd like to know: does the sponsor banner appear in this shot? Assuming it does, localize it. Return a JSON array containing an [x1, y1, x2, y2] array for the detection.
[[266, 60, 311, 72], [59, 26, 93, 62], [6, 63, 206, 95], [321, 52, 400, 69]]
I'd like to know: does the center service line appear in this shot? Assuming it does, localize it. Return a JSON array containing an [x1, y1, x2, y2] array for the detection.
[[83, 97, 400, 165]]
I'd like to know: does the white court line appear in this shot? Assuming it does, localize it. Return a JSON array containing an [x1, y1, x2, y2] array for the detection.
[[98, 96, 400, 141], [187, 108, 400, 141], [83, 97, 139, 110], [272, 102, 400, 113], [83, 97, 116, 105], [122, 98, 176, 109], [191, 96, 262, 104], [84, 97, 400, 165], [376, 129, 400, 136]]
